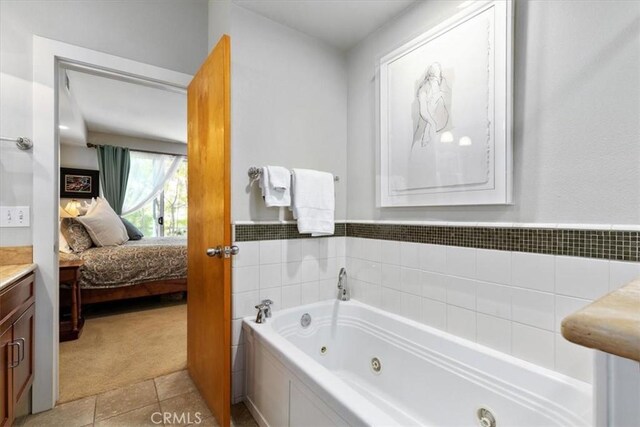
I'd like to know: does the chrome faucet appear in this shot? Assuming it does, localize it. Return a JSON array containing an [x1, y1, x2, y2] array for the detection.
[[337, 268, 349, 301], [255, 299, 273, 323]]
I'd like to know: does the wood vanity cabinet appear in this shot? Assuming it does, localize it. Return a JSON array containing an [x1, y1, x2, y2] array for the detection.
[[0, 273, 35, 427]]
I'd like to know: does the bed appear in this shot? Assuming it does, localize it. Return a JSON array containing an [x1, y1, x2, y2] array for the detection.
[[59, 236, 187, 304]]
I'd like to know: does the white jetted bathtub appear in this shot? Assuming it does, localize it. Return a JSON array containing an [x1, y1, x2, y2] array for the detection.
[[243, 300, 592, 427]]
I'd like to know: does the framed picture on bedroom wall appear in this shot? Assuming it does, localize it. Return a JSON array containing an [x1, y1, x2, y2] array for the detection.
[[378, 0, 513, 207], [60, 167, 100, 199]]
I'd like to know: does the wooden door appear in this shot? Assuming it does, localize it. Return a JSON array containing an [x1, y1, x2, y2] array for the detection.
[[186, 35, 232, 426], [12, 304, 34, 406]]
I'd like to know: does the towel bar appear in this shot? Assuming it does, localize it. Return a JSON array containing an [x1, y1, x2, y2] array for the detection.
[[248, 166, 339, 182]]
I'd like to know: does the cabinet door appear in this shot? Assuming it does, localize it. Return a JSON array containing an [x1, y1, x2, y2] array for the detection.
[[12, 304, 34, 406], [0, 326, 12, 427]]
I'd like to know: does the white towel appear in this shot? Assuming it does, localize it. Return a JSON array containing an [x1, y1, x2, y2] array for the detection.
[[259, 166, 291, 207], [291, 168, 334, 236]]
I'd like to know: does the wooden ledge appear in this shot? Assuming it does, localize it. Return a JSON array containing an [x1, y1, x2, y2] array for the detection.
[[562, 277, 640, 362]]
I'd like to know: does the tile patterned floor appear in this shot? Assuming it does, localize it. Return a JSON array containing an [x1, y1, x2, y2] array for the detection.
[[21, 370, 257, 427]]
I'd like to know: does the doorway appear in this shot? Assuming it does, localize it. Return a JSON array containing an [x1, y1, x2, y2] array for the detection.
[[32, 36, 238, 426]]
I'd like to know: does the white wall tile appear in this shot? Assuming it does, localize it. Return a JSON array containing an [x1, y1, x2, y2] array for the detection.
[[232, 344, 245, 372], [301, 239, 320, 260], [232, 370, 245, 400], [421, 271, 447, 302], [335, 237, 346, 258], [281, 284, 301, 308], [511, 288, 555, 331], [401, 292, 421, 322], [259, 287, 281, 312], [401, 267, 422, 295], [380, 240, 400, 266], [476, 249, 511, 285], [362, 238, 381, 262], [317, 237, 336, 259], [232, 319, 244, 346], [301, 281, 320, 304], [512, 252, 555, 292], [420, 244, 446, 273], [446, 305, 476, 342], [476, 314, 511, 353], [381, 263, 402, 290], [233, 290, 259, 319], [259, 240, 282, 264], [233, 265, 259, 294], [445, 246, 476, 278], [476, 281, 511, 319], [400, 242, 421, 268], [421, 298, 447, 330], [282, 261, 302, 285], [300, 259, 319, 283], [359, 261, 381, 284], [609, 261, 640, 291], [512, 323, 555, 369], [381, 287, 402, 316], [446, 276, 476, 310], [282, 239, 303, 262], [362, 282, 382, 308], [555, 334, 593, 383], [319, 278, 336, 301], [556, 256, 609, 299], [318, 257, 338, 280], [554, 295, 591, 333], [259, 263, 281, 289], [233, 241, 259, 267]]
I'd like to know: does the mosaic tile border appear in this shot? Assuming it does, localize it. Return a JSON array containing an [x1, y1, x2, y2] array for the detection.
[[346, 223, 639, 262], [235, 223, 346, 241], [234, 222, 639, 261]]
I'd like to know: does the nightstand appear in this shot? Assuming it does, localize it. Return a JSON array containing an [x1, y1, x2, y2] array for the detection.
[[59, 259, 84, 341]]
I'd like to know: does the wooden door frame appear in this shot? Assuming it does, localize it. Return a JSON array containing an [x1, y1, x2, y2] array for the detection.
[[32, 36, 192, 412]]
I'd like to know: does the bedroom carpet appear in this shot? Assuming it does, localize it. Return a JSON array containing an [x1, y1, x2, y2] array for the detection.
[[59, 302, 187, 403]]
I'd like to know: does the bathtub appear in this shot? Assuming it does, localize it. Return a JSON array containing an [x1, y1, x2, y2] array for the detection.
[[242, 300, 592, 426]]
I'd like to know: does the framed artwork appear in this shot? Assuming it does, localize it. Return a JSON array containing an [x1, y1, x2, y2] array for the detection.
[[378, 0, 513, 206], [60, 167, 100, 199]]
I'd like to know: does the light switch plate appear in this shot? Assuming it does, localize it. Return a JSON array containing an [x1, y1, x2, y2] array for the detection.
[[0, 206, 30, 227]]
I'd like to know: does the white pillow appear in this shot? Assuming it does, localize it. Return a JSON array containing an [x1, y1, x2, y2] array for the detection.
[[76, 198, 129, 247]]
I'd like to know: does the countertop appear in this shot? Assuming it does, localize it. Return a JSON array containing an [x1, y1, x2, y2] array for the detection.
[[0, 264, 37, 290], [562, 278, 640, 362]]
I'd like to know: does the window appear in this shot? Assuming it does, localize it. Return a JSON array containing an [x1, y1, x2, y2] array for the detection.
[[123, 158, 187, 237]]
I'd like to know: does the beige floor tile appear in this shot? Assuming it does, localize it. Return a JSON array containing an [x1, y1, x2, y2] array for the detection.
[[197, 416, 220, 426], [95, 379, 158, 421], [231, 403, 258, 427], [159, 391, 212, 427], [22, 396, 96, 427], [95, 403, 161, 427], [154, 370, 196, 401]]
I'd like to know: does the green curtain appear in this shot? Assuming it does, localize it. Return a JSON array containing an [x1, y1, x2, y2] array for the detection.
[[97, 145, 131, 215]]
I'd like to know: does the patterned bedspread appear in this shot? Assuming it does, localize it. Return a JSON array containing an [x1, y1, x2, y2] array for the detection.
[[60, 237, 187, 289]]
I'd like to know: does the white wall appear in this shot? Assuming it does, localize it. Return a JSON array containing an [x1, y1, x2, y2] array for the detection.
[[229, 5, 348, 221], [346, 0, 640, 225], [0, 0, 207, 246]]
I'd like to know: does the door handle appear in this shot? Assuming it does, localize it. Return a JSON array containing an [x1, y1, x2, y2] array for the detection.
[[206, 245, 240, 259], [18, 338, 25, 362], [8, 340, 22, 368]]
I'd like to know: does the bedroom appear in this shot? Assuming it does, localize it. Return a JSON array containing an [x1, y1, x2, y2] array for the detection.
[[56, 67, 189, 402]]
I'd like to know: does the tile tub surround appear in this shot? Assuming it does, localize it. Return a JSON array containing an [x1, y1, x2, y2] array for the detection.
[[562, 278, 640, 362], [230, 236, 346, 403], [345, 236, 640, 383]]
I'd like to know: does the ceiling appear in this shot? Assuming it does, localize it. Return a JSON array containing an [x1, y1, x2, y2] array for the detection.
[[233, 0, 418, 51], [59, 70, 187, 145]]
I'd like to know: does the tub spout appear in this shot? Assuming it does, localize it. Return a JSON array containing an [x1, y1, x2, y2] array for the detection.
[[337, 267, 349, 301]]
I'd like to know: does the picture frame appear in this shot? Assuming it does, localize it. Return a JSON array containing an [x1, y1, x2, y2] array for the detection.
[[378, 0, 513, 207], [60, 167, 100, 199]]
